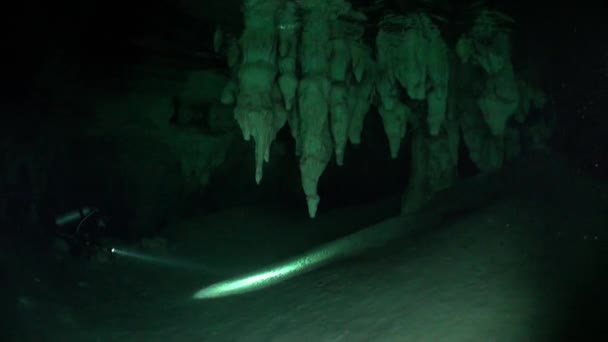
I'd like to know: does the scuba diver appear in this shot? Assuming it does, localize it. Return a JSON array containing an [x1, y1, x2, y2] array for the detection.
[[53, 206, 111, 258]]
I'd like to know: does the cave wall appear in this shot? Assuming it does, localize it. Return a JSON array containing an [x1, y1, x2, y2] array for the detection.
[[2, 0, 606, 238]]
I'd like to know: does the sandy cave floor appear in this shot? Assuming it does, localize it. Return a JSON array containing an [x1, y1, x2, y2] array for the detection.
[[4, 161, 608, 341]]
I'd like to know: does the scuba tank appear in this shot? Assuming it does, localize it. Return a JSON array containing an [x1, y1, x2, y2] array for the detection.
[[54, 206, 110, 258], [55, 207, 97, 228]]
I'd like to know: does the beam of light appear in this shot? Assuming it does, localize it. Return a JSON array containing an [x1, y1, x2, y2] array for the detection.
[[193, 249, 325, 299], [193, 213, 437, 300], [110, 247, 223, 275]]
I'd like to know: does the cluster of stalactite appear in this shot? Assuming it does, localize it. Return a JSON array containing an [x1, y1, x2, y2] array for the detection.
[[219, 1, 546, 217]]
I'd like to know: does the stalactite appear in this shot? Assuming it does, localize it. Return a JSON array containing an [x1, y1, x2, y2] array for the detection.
[[234, 0, 285, 184], [222, 2, 545, 218]]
